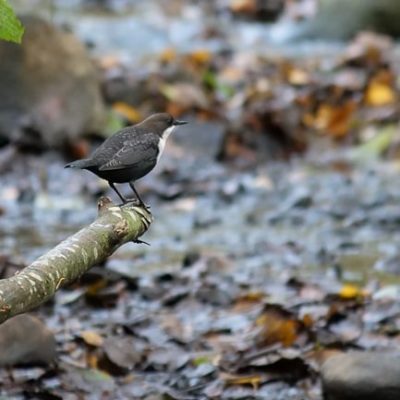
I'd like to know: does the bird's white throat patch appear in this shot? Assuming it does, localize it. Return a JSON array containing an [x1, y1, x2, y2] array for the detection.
[[157, 126, 175, 162]]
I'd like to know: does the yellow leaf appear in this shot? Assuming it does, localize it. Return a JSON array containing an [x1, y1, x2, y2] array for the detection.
[[80, 330, 104, 347], [365, 81, 396, 106], [112, 102, 142, 123], [339, 284, 363, 299], [188, 49, 211, 65], [159, 47, 177, 63], [221, 372, 263, 389]]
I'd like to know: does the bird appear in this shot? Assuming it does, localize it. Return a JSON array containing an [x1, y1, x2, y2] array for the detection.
[[65, 113, 188, 206]]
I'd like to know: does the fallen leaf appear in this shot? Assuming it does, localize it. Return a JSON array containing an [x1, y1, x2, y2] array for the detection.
[[188, 49, 212, 65], [159, 47, 177, 63], [112, 102, 142, 123], [231, 291, 266, 312], [102, 336, 146, 370], [281, 62, 310, 85], [161, 83, 209, 109], [339, 284, 365, 300], [365, 79, 396, 106], [256, 307, 299, 347], [69, 139, 90, 160], [87, 352, 99, 369], [220, 372, 264, 389], [229, 0, 257, 14], [307, 101, 357, 138], [80, 330, 104, 347]]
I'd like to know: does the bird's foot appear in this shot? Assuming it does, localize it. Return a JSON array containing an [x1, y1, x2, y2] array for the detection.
[[118, 198, 139, 206], [125, 198, 151, 211]]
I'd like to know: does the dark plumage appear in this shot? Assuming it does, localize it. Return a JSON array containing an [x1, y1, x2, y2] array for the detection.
[[65, 113, 187, 206]]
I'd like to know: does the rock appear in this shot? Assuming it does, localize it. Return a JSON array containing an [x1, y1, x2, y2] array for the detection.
[[296, 0, 400, 40], [0, 314, 56, 366], [321, 351, 400, 400], [229, 0, 284, 22], [0, 16, 105, 149]]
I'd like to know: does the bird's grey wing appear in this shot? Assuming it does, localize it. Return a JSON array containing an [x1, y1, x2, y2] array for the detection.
[[98, 136, 158, 171]]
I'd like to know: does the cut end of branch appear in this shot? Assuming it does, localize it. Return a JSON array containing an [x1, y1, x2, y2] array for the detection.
[[97, 196, 114, 215]]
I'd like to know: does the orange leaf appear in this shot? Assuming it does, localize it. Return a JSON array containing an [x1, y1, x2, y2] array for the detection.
[[188, 49, 211, 65], [112, 102, 142, 123], [256, 310, 298, 347], [302, 313, 314, 329], [311, 101, 356, 138]]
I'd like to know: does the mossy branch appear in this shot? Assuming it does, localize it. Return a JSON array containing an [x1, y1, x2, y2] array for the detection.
[[0, 197, 152, 324]]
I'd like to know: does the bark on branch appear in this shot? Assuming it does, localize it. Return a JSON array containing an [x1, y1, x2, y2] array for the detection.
[[0, 197, 152, 324]]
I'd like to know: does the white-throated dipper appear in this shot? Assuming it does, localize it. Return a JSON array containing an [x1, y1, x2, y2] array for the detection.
[[65, 113, 188, 206]]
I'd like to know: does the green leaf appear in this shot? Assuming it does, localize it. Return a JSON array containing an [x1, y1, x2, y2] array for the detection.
[[0, 0, 24, 43], [351, 125, 396, 163]]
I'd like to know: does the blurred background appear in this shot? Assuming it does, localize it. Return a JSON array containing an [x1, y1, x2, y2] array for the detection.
[[3, 0, 400, 398]]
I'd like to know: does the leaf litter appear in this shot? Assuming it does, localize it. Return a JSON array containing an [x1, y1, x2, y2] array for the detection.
[[3, 1, 400, 399]]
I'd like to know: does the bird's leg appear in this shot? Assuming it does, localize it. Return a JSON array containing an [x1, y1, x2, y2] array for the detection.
[[129, 181, 148, 209], [108, 181, 127, 204]]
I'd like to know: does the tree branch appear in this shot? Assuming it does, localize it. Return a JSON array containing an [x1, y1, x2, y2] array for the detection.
[[0, 197, 152, 324]]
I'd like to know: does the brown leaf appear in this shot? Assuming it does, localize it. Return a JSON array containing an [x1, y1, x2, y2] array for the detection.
[[231, 291, 266, 313], [281, 62, 310, 86], [256, 307, 300, 347], [69, 139, 90, 160], [80, 330, 104, 347], [307, 101, 357, 138], [229, 0, 257, 14], [161, 83, 209, 109], [102, 336, 147, 371]]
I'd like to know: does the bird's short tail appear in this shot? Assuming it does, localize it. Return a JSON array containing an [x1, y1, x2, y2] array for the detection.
[[65, 159, 93, 169]]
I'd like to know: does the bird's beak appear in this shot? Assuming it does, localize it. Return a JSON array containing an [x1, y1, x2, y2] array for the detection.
[[173, 119, 188, 126]]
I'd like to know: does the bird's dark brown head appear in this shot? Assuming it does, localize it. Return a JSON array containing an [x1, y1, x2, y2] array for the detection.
[[140, 113, 187, 136]]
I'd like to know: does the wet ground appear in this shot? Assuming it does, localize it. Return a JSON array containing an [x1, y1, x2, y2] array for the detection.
[[2, 136, 400, 398], [3, 1, 400, 398], [3, 136, 400, 286]]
